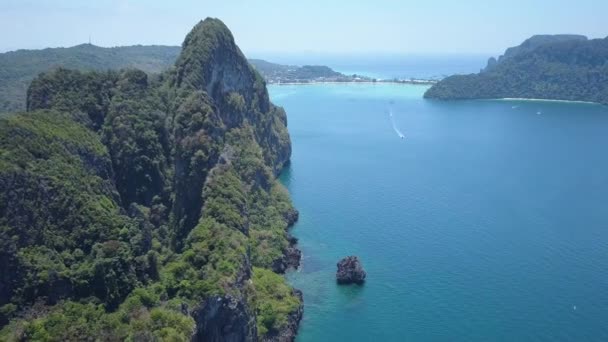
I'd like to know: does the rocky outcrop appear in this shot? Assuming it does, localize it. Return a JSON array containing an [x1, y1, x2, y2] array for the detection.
[[283, 208, 299, 227], [336, 256, 366, 285], [192, 295, 258, 342], [271, 236, 301, 274], [174, 18, 261, 110], [272, 205, 301, 274]]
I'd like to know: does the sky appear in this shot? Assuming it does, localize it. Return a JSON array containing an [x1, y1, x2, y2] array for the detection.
[[0, 0, 606, 56]]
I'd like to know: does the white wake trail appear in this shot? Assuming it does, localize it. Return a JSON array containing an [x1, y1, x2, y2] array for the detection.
[[389, 109, 405, 139]]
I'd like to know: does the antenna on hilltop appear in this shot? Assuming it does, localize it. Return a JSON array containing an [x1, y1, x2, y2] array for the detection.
[[88, 35, 91, 45]]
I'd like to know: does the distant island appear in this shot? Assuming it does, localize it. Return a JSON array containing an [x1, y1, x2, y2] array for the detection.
[[249, 58, 437, 86], [424, 34, 608, 105], [0, 46, 439, 113]]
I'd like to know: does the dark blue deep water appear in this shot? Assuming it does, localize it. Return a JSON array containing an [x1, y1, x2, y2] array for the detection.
[[269, 83, 608, 341]]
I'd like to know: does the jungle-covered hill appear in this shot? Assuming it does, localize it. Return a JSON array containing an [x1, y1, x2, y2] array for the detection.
[[0, 44, 181, 113], [0, 18, 302, 341], [424, 34, 608, 105]]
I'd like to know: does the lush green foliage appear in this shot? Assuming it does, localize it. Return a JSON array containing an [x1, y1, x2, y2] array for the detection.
[[0, 44, 180, 113], [249, 59, 368, 84], [0, 37, 349, 115], [0, 111, 154, 312], [26, 68, 118, 129], [425, 36, 608, 104], [161, 127, 296, 301], [0, 286, 195, 341], [0, 18, 300, 340], [250, 267, 301, 337], [101, 69, 172, 207]]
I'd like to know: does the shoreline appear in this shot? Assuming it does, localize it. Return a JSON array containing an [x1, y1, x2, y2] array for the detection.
[[498, 97, 601, 105], [269, 80, 436, 86]]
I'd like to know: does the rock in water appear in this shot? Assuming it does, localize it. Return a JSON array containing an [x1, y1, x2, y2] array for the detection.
[[336, 256, 366, 284]]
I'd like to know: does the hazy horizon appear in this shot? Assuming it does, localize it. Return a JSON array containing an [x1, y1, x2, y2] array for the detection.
[[0, 0, 606, 55]]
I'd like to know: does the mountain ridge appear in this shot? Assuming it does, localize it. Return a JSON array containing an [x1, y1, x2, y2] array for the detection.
[[0, 44, 181, 113]]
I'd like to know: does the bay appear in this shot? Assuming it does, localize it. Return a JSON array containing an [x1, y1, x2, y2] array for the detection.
[[270, 82, 608, 341]]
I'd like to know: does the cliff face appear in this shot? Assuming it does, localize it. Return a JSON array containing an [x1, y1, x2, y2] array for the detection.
[[170, 19, 291, 244], [425, 35, 608, 105], [1, 18, 301, 341], [175, 19, 261, 107], [192, 295, 257, 342]]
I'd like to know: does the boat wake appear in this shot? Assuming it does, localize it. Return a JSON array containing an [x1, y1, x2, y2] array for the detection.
[[389, 109, 405, 139]]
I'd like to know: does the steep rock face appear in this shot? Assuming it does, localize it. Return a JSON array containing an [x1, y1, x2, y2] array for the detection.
[[168, 19, 299, 341], [271, 236, 301, 274], [336, 256, 366, 285], [192, 295, 258, 342], [171, 18, 291, 241], [175, 19, 260, 106]]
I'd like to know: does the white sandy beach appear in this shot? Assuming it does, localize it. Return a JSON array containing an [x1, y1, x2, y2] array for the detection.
[[499, 97, 599, 105]]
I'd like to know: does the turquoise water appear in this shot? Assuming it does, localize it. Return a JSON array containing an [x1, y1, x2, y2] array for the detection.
[[252, 54, 488, 79], [270, 83, 608, 341]]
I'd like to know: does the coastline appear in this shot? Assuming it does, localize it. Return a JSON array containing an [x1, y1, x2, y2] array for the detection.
[[498, 97, 600, 105], [269, 80, 436, 86], [269, 79, 608, 341]]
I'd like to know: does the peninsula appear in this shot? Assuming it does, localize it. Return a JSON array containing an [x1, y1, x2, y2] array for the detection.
[[424, 34, 608, 105], [248, 59, 437, 85]]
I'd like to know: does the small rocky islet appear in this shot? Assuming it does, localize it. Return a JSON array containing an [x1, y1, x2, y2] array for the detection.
[[336, 256, 367, 285]]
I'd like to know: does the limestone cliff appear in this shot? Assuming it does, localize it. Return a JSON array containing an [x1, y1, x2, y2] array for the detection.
[[0, 18, 301, 341]]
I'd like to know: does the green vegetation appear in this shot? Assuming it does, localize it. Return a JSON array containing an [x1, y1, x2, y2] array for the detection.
[[250, 268, 301, 337], [0, 111, 146, 310], [0, 44, 180, 113], [0, 18, 300, 340], [0, 40, 379, 116], [0, 287, 195, 341], [249, 58, 374, 84], [425, 35, 608, 105]]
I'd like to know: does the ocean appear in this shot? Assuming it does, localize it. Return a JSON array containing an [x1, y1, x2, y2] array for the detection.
[[269, 80, 608, 341]]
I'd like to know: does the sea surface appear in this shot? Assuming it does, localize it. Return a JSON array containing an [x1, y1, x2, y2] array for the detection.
[[269, 82, 608, 341]]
